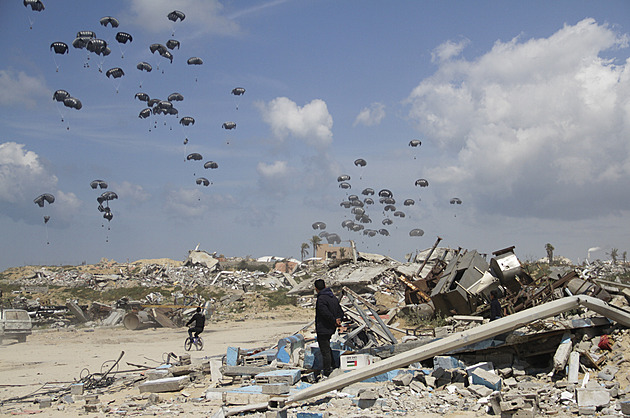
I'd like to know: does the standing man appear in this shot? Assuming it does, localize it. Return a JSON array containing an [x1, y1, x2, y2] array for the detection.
[[186, 307, 205, 340], [314, 279, 344, 377]]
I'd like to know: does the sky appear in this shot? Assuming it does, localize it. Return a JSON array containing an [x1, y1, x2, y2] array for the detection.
[[1, 0, 629, 270]]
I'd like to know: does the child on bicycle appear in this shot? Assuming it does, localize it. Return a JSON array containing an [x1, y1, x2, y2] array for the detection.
[[186, 307, 205, 340]]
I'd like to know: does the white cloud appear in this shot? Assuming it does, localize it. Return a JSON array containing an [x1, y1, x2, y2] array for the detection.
[[257, 97, 333, 148], [127, 0, 239, 36], [111, 181, 151, 205], [257, 160, 289, 178], [256, 160, 296, 197], [0, 70, 49, 108], [353, 102, 386, 127], [431, 39, 470, 63], [0, 142, 80, 225], [163, 187, 207, 218], [407, 18, 630, 220]]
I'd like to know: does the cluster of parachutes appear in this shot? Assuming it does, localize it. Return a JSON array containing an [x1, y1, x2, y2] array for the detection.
[[311, 140, 464, 248]]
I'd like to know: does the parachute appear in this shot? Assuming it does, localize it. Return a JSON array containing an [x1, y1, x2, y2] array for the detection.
[[312, 221, 326, 230], [380, 197, 395, 205], [382, 218, 393, 225], [137, 62, 152, 72], [150, 43, 167, 55], [403, 199, 415, 206], [168, 93, 184, 102], [339, 182, 351, 190], [364, 197, 374, 205], [361, 188, 374, 196], [384, 204, 396, 212], [166, 39, 180, 50], [139, 108, 151, 118], [86, 39, 108, 54], [379, 229, 389, 236], [450, 198, 462, 205], [378, 189, 393, 198], [222, 122, 236, 130], [90, 179, 108, 189], [99, 16, 119, 28], [186, 153, 202, 161], [409, 139, 421, 147], [393, 211, 406, 218], [63, 97, 82, 110], [106, 67, 124, 79], [196, 177, 210, 186], [53, 90, 70, 102], [415, 178, 429, 187], [135, 92, 150, 102], [50, 42, 68, 54], [167, 10, 186, 22], [409, 228, 424, 237], [77, 30, 96, 39], [337, 174, 351, 182], [204, 161, 218, 169], [231, 87, 246, 96], [115, 32, 132, 44], [34, 193, 55, 207], [187, 57, 203, 65], [180, 116, 195, 126], [354, 158, 367, 167], [326, 233, 341, 245], [97, 191, 118, 204], [161, 51, 173, 63], [44, 215, 50, 224], [24, 0, 45, 11]]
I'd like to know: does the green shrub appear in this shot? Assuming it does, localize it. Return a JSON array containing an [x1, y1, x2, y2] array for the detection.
[[264, 290, 297, 308]]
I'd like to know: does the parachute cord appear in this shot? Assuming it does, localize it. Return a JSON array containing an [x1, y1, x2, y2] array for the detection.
[[27, 15, 34, 30]]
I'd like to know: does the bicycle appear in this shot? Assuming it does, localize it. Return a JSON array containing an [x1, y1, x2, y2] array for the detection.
[[184, 335, 204, 351]]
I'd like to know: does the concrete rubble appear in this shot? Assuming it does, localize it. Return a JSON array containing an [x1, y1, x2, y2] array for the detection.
[[2, 243, 630, 417]]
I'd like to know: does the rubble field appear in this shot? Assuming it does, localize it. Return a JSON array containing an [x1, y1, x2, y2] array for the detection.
[[1, 245, 630, 417]]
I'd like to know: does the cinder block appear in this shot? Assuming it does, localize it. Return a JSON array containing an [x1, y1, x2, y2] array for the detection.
[[38, 397, 51, 409], [392, 372, 413, 386]]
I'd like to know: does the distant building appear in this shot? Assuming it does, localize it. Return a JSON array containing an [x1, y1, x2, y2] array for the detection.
[[315, 243, 352, 261]]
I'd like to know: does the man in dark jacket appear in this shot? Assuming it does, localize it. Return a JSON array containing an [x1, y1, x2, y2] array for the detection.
[[186, 307, 205, 339], [314, 279, 344, 377]]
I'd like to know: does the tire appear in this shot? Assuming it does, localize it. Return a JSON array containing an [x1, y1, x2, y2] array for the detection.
[[184, 337, 193, 351], [194, 337, 204, 351]]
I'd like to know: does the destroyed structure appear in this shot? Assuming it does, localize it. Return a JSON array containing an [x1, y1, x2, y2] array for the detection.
[[2, 242, 630, 417]]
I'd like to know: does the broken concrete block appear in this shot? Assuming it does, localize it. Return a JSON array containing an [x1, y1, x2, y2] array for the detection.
[[255, 369, 301, 385], [211, 359, 223, 383], [553, 334, 573, 371], [471, 368, 502, 391], [39, 397, 52, 409], [179, 353, 191, 366], [139, 376, 190, 393], [468, 384, 492, 398], [568, 351, 580, 384], [392, 372, 413, 386], [578, 405, 597, 415], [70, 383, 84, 395], [296, 412, 329, 418], [261, 383, 290, 395], [409, 380, 426, 393], [146, 369, 170, 381], [433, 355, 463, 370], [465, 361, 494, 385], [266, 410, 288, 418], [576, 387, 610, 408]]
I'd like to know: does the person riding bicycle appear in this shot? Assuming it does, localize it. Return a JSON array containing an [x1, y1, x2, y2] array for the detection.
[[186, 307, 205, 340]]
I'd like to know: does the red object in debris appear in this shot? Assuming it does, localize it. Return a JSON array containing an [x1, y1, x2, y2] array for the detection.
[[598, 334, 612, 351]]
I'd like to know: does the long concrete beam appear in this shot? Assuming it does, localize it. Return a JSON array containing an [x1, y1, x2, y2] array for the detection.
[[285, 295, 630, 404]]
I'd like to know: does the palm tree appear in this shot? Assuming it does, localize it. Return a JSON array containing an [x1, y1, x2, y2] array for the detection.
[[609, 248, 619, 265], [310, 235, 322, 260], [300, 243, 309, 261], [545, 243, 554, 265]]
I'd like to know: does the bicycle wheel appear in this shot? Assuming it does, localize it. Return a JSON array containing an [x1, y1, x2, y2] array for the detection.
[[194, 337, 204, 351], [184, 337, 193, 351]]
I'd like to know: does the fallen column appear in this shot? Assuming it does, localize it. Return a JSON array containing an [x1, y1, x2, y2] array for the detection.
[[283, 295, 630, 404]]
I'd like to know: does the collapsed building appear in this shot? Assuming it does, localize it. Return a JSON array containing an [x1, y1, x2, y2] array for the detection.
[[2, 243, 630, 416]]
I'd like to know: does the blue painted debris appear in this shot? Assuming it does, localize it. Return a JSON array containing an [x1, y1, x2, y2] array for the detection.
[[226, 346, 240, 366], [276, 334, 305, 363]]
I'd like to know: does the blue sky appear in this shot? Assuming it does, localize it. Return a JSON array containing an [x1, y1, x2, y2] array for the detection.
[[1, 0, 629, 270]]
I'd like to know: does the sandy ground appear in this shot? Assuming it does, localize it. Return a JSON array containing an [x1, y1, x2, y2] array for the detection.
[[0, 317, 311, 415]]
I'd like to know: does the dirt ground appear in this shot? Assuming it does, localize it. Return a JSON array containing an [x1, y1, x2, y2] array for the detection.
[[0, 314, 312, 416]]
